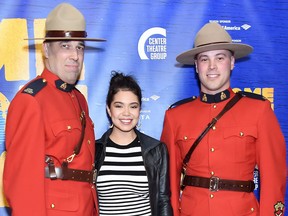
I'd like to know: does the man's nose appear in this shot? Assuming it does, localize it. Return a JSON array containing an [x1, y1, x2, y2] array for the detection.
[[69, 48, 80, 60]]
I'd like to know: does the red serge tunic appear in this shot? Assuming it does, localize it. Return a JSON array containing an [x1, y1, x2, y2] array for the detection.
[[161, 88, 286, 216], [4, 69, 96, 216]]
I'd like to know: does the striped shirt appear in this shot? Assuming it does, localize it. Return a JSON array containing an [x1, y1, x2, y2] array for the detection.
[[97, 137, 152, 216]]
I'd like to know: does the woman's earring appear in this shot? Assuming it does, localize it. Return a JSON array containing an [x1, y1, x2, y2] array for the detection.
[[109, 123, 114, 128]]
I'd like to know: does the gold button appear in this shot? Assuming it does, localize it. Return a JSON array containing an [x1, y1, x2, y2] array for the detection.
[[211, 171, 214, 175], [51, 203, 55, 208], [184, 136, 188, 140], [212, 126, 216, 130], [213, 104, 217, 109], [210, 194, 214, 198], [210, 147, 215, 152], [91, 185, 95, 189], [67, 125, 72, 130], [251, 207, 254, 212], [240, 132, 244, 136], [87, 140, 91, 145]]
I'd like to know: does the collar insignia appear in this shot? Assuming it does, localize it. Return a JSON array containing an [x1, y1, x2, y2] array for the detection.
[[60, 83, 67, 90], [202, 94, 207, 102], [55, 79, 74, 92], [220, 91, 227, 100]]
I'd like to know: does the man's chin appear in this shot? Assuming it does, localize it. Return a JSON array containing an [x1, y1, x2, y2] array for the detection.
[[65, 74, 80, 84]]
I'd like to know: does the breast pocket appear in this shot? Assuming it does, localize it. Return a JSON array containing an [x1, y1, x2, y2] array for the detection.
[[222, 126, 257, 162], [50, 119, 82, 154], [52, 119, 81, 137], [176, 130, 204, 162]]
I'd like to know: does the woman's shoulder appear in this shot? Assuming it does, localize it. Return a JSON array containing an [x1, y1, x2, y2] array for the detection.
[[137, 131, 167, 152], [96, 129, 112, 144]]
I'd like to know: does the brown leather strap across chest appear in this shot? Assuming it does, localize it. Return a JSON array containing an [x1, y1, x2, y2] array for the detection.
[[183, 175, 255, 192]]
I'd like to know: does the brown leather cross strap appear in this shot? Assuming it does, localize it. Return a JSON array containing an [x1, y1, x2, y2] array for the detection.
[[183, 175, 255, 193], [180, 93, 243, 193], [182, 92, 243, 168], [45, 91, 90, 183], [65, 92, 86, 163]]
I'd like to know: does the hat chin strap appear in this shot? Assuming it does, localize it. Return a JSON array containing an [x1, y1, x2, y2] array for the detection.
[[45, 31, 87, 38]]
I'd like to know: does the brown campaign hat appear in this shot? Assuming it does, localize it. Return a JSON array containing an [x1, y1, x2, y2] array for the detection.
[[176, 22, 253, 65], [27, 3, 106, 41]]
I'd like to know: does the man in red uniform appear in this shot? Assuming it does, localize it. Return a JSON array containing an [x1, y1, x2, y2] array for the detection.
[[3, 3, 105, 215], [161, 22, 286, 216]]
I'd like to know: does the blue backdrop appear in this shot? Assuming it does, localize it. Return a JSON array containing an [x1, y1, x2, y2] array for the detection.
[[0, 0, 287, 215]]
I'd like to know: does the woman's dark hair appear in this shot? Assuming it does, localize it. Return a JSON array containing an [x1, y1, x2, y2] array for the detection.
[[106, 71, 142, 108]]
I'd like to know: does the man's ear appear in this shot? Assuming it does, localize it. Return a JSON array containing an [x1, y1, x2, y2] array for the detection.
[[230, 56, 235, 70], [195, 61, 198, 73], [43, 43, 49, 58]]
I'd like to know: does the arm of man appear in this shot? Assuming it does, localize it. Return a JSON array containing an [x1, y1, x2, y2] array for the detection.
[[4, 93, 46, 215], [161, 110, 182, 216], [256, 100, 286, 215]]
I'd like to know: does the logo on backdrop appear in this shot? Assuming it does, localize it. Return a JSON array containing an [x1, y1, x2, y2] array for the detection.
[[138, 27, 167, 60], [141, 94, 160, 121], [209, 20, 252, 42], [209, 19, 251, 31]]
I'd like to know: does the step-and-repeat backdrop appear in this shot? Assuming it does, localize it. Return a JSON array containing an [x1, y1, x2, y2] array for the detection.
[[0, 0, 287, 215]]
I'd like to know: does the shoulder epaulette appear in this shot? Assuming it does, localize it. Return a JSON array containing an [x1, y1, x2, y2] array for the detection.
[[74, 88, 80, 93], [238, 91, 266, 101], [169, 96, 197, 109], [22, 78, 47, 96]]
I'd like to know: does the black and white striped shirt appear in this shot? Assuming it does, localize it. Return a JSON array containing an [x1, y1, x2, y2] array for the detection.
[[97, 137, 152, 216]]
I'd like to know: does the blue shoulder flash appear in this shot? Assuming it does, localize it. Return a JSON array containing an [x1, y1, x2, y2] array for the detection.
[[237, 91, 266, 101], [22, 78, 47, 96], [169, 96, 197, 109]]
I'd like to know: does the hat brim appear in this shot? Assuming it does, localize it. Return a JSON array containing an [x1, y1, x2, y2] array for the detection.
[[25, 37, 106, 42], [176, 43, 253, 65]]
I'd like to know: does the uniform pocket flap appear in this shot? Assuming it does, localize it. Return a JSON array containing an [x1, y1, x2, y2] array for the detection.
[[223, 126, 257, 139], [46, 191, 79, 211], [51, 119, 81, 136]]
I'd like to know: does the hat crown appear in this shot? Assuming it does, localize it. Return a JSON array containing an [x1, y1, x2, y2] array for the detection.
[[46, 3, 86, 31], [194, 22, 232, 48]]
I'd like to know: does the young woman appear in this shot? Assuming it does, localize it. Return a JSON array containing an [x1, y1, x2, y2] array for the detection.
[[95, 71, 172, 216]]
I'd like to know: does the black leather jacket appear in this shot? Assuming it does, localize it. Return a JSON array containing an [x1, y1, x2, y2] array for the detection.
[[95, 128, 173, 216]]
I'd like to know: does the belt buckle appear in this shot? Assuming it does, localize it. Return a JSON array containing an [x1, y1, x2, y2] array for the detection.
[[209, 176, 220, 192], [92, 169, 97, 184]]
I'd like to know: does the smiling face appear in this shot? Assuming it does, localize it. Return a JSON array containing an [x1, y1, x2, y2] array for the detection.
[[43, 40, 85, 84], [195, 49, 235, 94], [107, 90, 140, 137]]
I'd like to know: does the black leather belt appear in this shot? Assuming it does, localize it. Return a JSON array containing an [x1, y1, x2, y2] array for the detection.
[[183, 175, 255, 192], [45, 166, 96, 184]]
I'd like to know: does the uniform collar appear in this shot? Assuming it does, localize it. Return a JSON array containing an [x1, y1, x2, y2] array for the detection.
[[200, 89, 231, 103], [41, 68, 75, 92], [55, 79, 75, 92]]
